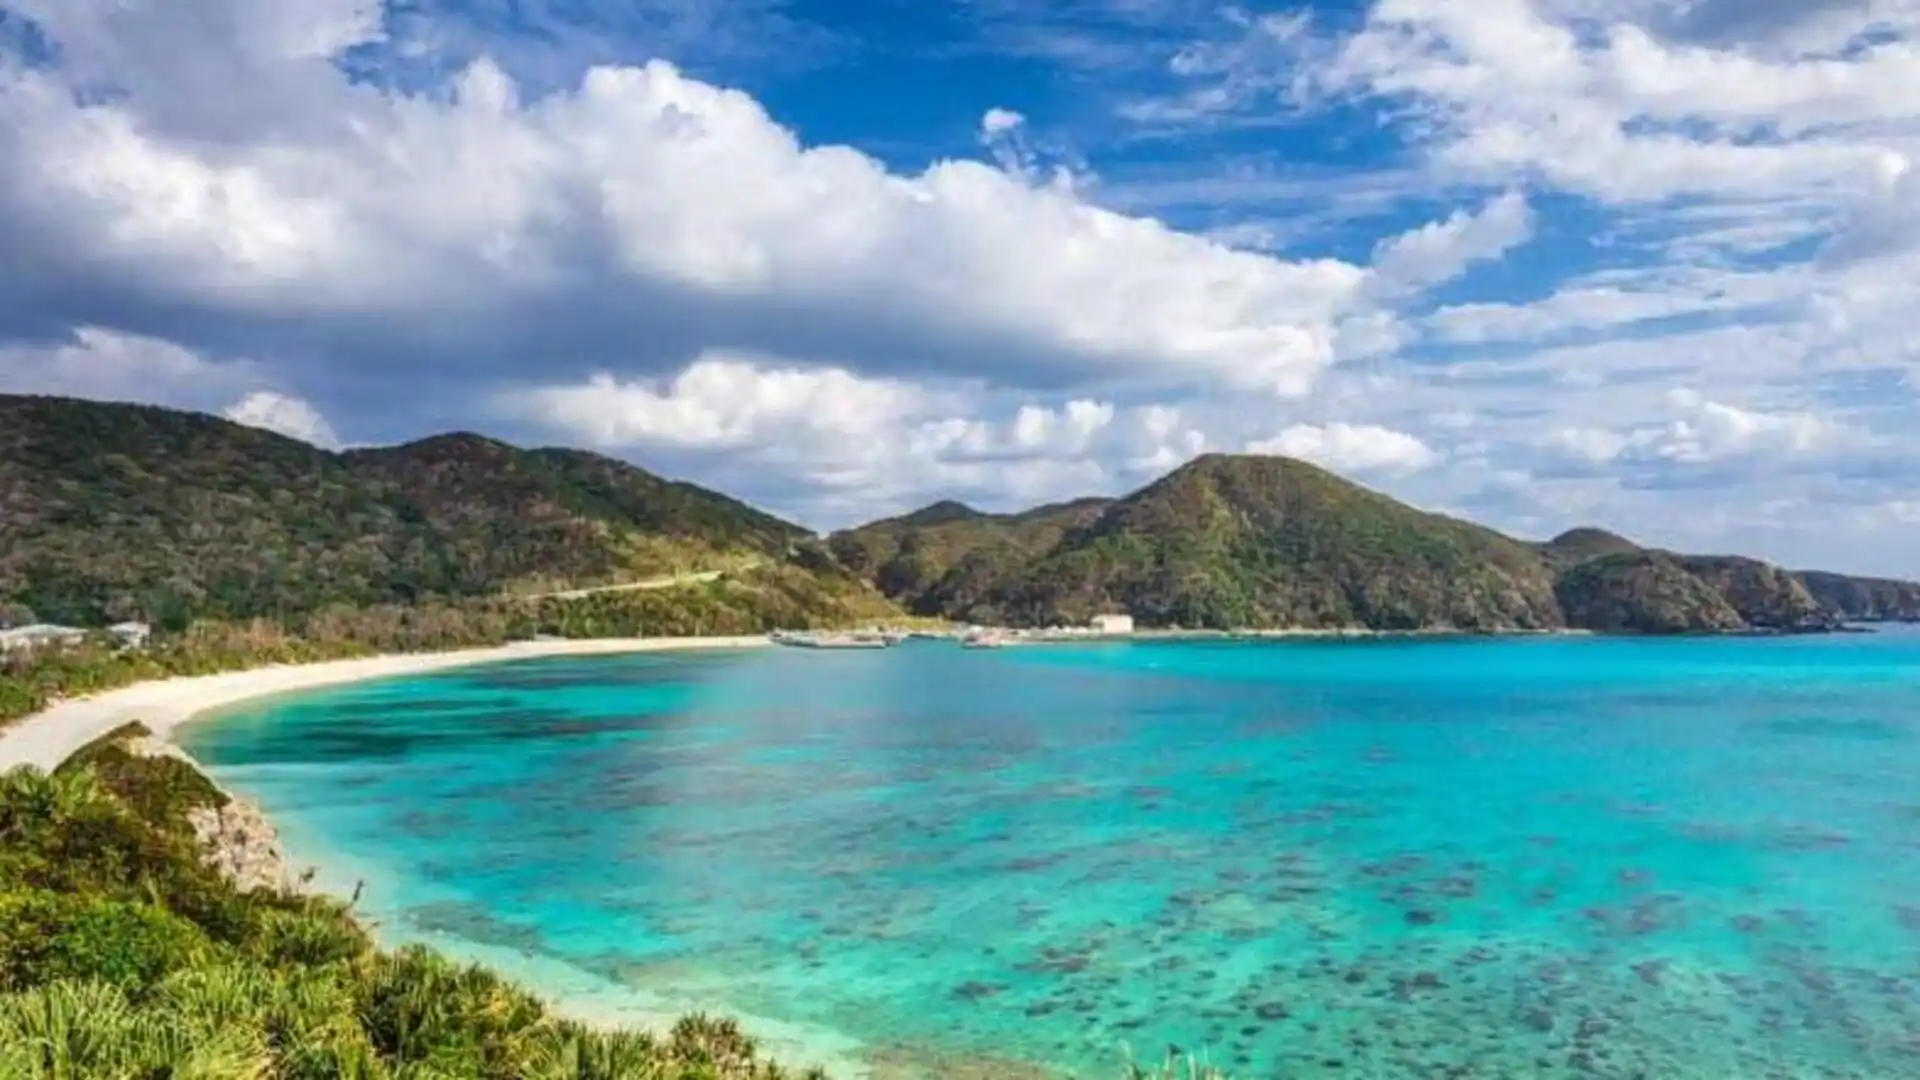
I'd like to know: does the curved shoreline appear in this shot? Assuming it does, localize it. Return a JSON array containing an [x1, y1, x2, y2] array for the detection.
[[0, 635, 771, 774], [1, 633, 883, 1077]]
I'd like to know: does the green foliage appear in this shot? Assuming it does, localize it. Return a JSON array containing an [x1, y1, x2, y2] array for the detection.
[[1, 572, 905, 733], [533, 564, 903, 639], [0, 394, 815, 625], [832, 453, 1879, 636], [828, 497, 1113, 619], [0, 746, 831, 1080], [0, 892, 211, 989], [841, 454, 1564, 631]]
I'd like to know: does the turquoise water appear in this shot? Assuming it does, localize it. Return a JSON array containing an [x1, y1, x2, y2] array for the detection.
[[184, 635, 1920, 1078]]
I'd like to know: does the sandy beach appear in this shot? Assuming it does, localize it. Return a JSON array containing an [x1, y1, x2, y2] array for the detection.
[[0, 635, 770, 775], [0, 630, 883, 1075]]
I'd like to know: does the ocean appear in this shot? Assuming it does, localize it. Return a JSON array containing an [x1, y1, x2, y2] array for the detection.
[[182, 633, 1920, 1078]]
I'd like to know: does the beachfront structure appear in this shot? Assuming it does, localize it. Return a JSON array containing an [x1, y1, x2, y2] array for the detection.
[[109, 621, 153, 649], [1091, 613, 1135, 635], [0, 623, 88, 653]]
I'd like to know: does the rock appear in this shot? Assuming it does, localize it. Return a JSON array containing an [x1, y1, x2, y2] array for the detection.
[[124, 735, 299, 893], [186, 795, 298, 893]]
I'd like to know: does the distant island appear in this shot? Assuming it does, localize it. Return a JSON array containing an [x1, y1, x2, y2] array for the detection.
[[4, 393, 1918, 644]]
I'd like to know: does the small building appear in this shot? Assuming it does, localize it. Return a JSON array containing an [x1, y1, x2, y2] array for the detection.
[[1090, 613, 1134, 635], [109, 621, 152, 649], [0, 623, 88, 654]]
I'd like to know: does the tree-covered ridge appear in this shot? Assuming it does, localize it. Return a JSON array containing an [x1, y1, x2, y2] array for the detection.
[[833, 454, 1914, 634], [0, 395, 821, 627], [979, 455, 1564, 630], [827, 497, 1112, 621]]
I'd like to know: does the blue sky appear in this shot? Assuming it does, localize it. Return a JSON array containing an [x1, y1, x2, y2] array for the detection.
[[3, 0, 1920, 575]]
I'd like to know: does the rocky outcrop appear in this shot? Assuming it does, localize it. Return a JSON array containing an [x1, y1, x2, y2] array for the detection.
[[125, 734, 299, 893], [1676, 556, 1835, 632], [1552, 553, 1747, 634], [186, 796, 297, 894], [1798, 570, 1920, 622]]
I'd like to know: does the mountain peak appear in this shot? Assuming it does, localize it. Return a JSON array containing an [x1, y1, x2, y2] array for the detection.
[[1543, 527, 1642, 566], [897, 499, 986, 526]]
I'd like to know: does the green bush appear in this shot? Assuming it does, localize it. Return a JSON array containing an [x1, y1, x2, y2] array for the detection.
[[39, 895, 211, 989], [0, 747, 849, 1080]]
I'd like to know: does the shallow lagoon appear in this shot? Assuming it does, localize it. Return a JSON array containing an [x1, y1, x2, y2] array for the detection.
[[186, 635, 1920, 1078]]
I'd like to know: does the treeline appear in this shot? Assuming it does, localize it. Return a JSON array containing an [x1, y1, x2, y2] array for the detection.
[[0, 604, 531, 730], [0, 728, 826, 1078], [1, 567, 911, 730]]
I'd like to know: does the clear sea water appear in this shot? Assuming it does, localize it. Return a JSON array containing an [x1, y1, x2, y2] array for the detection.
[[182, 634, 1920, 1079]]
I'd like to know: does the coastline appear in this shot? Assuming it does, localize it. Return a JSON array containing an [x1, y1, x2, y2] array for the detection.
[[0, 635, 769, 775], [1, 632, 881, 1078]]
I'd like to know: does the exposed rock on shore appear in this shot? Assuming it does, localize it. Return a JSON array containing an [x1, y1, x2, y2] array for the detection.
[[125, 733, 299, 894]]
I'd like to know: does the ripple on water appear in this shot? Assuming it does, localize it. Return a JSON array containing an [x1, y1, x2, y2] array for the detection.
[[185, 636, 1920, 1079]]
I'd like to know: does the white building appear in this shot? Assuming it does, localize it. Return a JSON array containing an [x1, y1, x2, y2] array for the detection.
[[0, 623, 88, 654], [1091, 613, 1135, 635]]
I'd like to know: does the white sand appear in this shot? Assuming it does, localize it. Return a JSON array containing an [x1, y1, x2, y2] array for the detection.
[[0, 631, 877, 1073], [0, 635, 770, 773]]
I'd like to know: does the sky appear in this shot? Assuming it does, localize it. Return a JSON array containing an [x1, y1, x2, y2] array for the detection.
[[3, 0, 1920, 575]]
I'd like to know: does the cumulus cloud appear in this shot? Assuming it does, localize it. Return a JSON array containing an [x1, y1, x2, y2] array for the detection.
[[1244, 422, 1439, 474], [507, 351, 1212, 524], [509, 355, 931, 452], [222, 389, 339, 447], [0, 327, 261, 406], [1312, 0, 1919, 205], [0, 3, 1378, 405]]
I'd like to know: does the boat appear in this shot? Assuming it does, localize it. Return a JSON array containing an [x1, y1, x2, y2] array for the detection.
[[772, 631, 891, 649]]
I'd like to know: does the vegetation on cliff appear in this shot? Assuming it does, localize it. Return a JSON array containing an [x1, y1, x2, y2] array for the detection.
[[1552, 553, 1746, 634], [832, 455, 1907, 635], [0, 730, 829, 1079], [1796, 571, 1920, 622]]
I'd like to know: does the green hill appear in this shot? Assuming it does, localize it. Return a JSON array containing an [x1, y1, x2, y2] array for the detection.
[[827, 496, 1111, 620], [5, 395, 1905, 638], [833, 454, 1900, 634], [1539, 527, 1642, 568], [0, 394, 879, 629]]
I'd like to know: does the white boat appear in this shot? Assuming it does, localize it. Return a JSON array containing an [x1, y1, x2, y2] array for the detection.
[[773, 631, 890, 649]]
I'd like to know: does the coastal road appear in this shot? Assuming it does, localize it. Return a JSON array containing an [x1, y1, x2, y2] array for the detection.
[[522, 557, 764, 601]]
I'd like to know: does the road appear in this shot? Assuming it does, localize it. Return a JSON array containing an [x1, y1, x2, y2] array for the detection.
[[525, 564, 751, 601]]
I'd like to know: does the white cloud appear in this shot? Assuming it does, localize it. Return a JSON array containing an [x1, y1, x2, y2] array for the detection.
[[1368, 191, 1534, 298], [1314, 0, 1918, 206], [980, 107, 1026, 135], [0, 327, 261, 405], [511, 354, 929, 452], [1244, 422, 1439, 474], [222, 389, 339, 447], [510, 352, 1213, 523], [0, 11, 1385, 400]]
